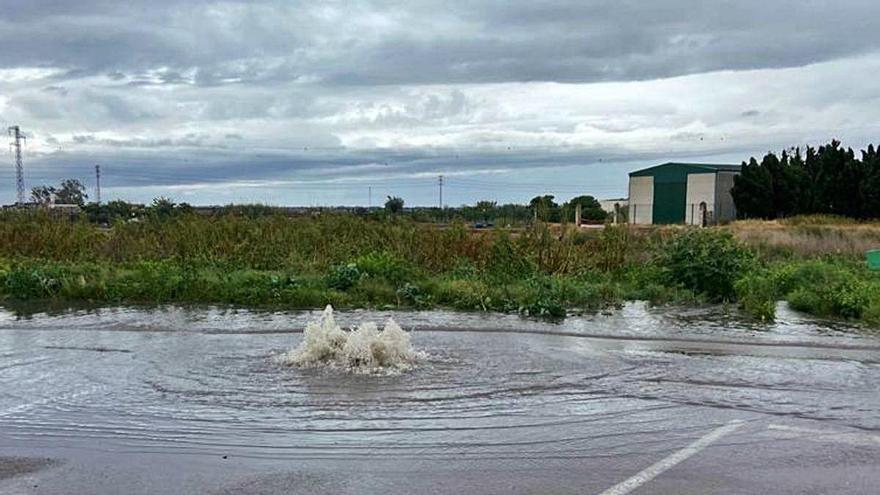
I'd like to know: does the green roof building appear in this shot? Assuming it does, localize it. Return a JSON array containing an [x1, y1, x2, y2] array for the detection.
[[628, 162, 741, 225]]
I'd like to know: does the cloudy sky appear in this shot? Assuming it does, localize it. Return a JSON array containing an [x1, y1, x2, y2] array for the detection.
[[2, 0, 880, 206]]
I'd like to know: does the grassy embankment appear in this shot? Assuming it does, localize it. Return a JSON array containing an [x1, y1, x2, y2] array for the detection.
[[0, 211, 879, 324]]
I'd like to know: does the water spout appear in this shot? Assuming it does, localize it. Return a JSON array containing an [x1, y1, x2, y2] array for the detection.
[[277, 305, 424, 373]]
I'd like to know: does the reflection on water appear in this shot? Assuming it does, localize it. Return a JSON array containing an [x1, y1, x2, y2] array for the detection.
[[0, 300, 870, 344], [0, 302, 878, 462]]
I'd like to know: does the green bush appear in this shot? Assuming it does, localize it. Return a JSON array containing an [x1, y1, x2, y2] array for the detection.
[[349, 278, 398, 306], [512, 277, 566, 317], [396, 282, 433, 308], [861, 296, 880, 326], [484, 234, 535, 281], [660, 229, 754, 301], [782, 261, 873, 319], [432, 279, 491, 311], [218, 271, 298, 305], [2, 263, 64, 299], [548, 276, 612, 309], [279, 286, 348, 308], [105, 261, 186, 302], [592, 225, 629, 272], [833, 279, 870, 318], [518, 295, 565, 318], [449, 257, 478, 278], [734, 272, 777, 321], [351, 251, 413, 286], [325, 263, 362, 290]]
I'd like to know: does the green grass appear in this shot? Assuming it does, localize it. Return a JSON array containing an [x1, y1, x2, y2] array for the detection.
[[1, 211, 879, 325]]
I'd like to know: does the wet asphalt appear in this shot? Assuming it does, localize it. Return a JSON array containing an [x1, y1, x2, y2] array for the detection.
[[1, 304, 878, 494]]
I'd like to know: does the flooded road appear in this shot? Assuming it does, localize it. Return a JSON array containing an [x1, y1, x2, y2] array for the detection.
[[1, 303, 879, 494]]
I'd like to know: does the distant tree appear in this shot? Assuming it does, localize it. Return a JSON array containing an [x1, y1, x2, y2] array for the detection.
[[106, 200, 142, 220], [529, 195, 559, 222], [217, 203, 276, 218], [55, 179, 88, 205], [863, 145, 880, 216], [31, 185, 55, 205], [475, 200, 497, 222], [732, 157, 775, 219], [475, 200, 497, 211], [732, 140, 880, 219], [83, 200, 143, 225], [385, 196, 405, 214], [176, 202, 194, 215], [150, 196, 177, 219], [562, 195, 606, 222], [29, 179, 88, 206], [803, 140, 860, 216]]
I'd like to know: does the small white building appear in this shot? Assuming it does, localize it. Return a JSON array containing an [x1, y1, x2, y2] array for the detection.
[[598, 198, 628, 214], [598, 198, 628, 224]]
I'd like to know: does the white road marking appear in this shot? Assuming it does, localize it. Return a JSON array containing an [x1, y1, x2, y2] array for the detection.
[[767, 424, 880, 448], [597, 420, 743, 495]]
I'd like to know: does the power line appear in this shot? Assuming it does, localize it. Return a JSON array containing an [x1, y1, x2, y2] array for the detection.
[[7, 126, 25, 204]]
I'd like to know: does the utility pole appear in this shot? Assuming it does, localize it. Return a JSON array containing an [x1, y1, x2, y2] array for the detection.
[[7, 126, 25, 204], [438, 175, 444, 209], [368, 186, 372, 209], [95, 164, 101, 204]]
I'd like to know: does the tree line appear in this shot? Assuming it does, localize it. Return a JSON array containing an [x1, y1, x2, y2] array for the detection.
[[383, 194, 609, 224], [732, 140, 880, 219], [20, 179, 611, 226]]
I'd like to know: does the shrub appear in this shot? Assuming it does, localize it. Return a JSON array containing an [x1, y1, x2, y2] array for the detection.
[[518, 295, 566, 318], [783, 261, 873, 319], [766, 262, 799, 296], [351, 251, 413, 286], [219, 270, 298, 305], [484, 234, 534, 280], [2, 263, 63, 299], [660, 229, 754, 301], [279, 286, 348, 308], [325, 263, 362, 290], [833, 279, 870, 319], [448, 257, 478, 278], [514, 277, 567, 317], [100, 261, 174, 302], [396, 282, 433, 308], [547, 276, 611, 310], [591, 225, 629, 272], [350, 278, 398, 306], [861, 295, 880, 326], [734, 272, 777, 321], [432, 279, 491, 311]]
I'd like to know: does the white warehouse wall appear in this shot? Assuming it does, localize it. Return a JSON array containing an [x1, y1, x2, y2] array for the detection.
[[685, 173, 716, 225], [628, 176, 653, 224]]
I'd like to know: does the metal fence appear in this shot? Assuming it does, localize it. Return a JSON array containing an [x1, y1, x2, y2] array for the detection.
[[627, 203, 734, 226]]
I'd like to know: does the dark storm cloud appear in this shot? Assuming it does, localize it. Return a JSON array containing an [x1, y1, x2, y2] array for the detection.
[[3, 0, 880, 206], [12, 141, 749, 192], [2, 0, 879, 85]]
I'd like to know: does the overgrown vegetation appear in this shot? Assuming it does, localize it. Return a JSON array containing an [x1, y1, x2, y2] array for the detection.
[[0, 211, 878, 326], [660, 229, 753, 301]]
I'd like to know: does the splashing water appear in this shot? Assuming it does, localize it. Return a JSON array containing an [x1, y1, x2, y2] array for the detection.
[[277, 305, 425, 373]]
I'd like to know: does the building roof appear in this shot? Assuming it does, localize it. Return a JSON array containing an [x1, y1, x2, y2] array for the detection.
[[629, 162, 741, 177]]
